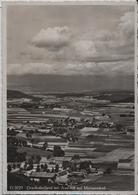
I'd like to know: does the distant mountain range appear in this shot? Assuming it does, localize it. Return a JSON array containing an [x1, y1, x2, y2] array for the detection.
[[7, 89, 134, 103], [7, 74, 134, 94]]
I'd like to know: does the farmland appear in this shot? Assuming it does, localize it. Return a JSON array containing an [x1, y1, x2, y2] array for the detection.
[[7, 90, 134, 191]]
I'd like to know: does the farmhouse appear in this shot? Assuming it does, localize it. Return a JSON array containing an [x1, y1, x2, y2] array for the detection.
[[30, 172, 56, 182]]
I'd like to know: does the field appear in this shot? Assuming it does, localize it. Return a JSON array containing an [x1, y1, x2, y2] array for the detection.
[[7, 90, 135, 191]]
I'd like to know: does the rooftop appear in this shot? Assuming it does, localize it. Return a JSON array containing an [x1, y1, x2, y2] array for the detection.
[[30, 172, 56, 178], [80, 127, 99, 132]]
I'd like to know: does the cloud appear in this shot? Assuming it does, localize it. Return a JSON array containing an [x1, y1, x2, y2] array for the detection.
[[8, 59, 133, 76], [30, 11, 134, 65], [31, 26, 72, 51], [52, 11, 134, 64], [73, 40, 97, 60], [8, 63, 59, 75], [118, 12, 134, 41], [7, 62, 100, 75], [65, 60, 134, 76], [94, 12, 134, 61], [8, 11, 134, 76]]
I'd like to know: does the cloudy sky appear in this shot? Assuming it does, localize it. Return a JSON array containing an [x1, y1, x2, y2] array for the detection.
[[7, 4, 135, 76]]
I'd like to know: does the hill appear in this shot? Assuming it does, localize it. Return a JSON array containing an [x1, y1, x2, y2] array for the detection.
[[93, 91, 134, 103], [7, 90, 39, 100]]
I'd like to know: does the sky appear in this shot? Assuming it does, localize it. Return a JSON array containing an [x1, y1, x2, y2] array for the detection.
[[7, 4, 135, 76]]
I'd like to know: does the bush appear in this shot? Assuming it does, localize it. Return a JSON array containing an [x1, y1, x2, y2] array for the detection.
[[53, 145, 65, 157]]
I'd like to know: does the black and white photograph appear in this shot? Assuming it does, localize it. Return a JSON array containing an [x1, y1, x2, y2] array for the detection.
[[1, 1, 137, 193]]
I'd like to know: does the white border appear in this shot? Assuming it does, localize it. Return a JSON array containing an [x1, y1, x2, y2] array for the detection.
[[1, 1, 137, 194], [2, 2, 7, 194], [134, 1, 138, 193]]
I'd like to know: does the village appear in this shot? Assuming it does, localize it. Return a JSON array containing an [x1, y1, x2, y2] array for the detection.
[[7, 91, 134, 191]]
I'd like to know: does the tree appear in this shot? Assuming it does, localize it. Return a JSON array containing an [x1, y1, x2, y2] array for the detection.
[[104, 167, 112, 175], [62, 160, 70, 170], [55, 164, 59, 172], [43, 163, 48, 171], [26, 132, 32, 138], [27, 158, 33, 170], [28, 157, 33, 164], [53, 145, 65, 157], [23, 140, 27, 147], [36, 165, 40, 172], [71, 154, 80, 171], [51, 167, 54, 173], [80, 161, 91, 173], [72, 154, 80, 161], [7, 165, 12, 173], [13, 163, 16, 169], [116, 123, 123, 131], [41, 164, 44, 171], [35, 155, 41, 164], [42, 142, 48, 150], [7, 147, 18, 162], [47, 154, 52, 159]]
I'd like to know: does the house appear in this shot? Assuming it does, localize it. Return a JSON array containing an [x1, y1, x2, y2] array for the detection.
[[49, 157, 71, 167], [29, 172, 56, 182], [53, 108, 73, 113], [40, 157, 49, 164], [32, 142, 45, 149], [80, 127, 99, 137], [80, 127, 99, 132], [27, 141, 33, 147], [37, 129, 50, 133]]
